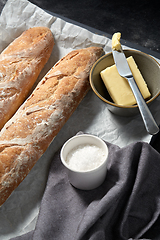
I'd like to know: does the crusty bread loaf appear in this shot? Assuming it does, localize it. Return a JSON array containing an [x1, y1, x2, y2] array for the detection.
[[0, 46, 103, 206], [0, 27, 54, 130]]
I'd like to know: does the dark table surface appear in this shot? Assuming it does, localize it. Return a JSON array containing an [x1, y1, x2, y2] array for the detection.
[[0, 0, 160, 56]]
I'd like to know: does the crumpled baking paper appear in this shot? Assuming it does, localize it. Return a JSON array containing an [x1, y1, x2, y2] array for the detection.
[[0, 0, 160, 239]]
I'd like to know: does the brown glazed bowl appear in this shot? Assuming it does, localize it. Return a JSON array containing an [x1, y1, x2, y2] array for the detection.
[[89, 49, 160, 117]]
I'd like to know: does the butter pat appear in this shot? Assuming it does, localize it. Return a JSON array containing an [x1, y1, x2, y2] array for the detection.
[[112, 32, 121, 51], [100, 56, 151, 106]]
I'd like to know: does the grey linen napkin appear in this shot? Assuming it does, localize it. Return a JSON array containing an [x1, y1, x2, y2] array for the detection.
[[11, 137, 160, 240]]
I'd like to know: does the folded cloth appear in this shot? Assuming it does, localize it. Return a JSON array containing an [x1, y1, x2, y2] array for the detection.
[[11, 136, 160, 240]]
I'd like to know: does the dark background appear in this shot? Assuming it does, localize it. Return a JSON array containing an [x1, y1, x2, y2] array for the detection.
[[0, 0, 160, 55]]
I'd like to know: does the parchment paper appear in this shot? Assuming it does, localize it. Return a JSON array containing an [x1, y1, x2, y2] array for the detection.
[[0, 0, 160, 239]]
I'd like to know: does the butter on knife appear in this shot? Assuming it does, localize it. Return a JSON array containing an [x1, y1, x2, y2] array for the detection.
[[100, 33, 151, 106], [112, 32, 121, 51]]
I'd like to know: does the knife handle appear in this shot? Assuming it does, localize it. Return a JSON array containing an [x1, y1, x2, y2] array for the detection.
[[127, 77, 159, 135]]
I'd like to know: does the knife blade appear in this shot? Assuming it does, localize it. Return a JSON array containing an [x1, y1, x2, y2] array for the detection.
[[112, 47, 159, 135]]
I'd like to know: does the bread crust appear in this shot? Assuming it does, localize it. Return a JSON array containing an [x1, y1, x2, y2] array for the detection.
[[0, 46, 103, 206], [0, 27, 54, 130]]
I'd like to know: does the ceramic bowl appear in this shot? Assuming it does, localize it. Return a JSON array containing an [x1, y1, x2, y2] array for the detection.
[[89, 49, 160, 117], [60, 134, 108, 190]]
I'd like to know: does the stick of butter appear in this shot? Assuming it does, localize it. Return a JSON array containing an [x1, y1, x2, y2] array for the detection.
[[100, 56, 151, 106]]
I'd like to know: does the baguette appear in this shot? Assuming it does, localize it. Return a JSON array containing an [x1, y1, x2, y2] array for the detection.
[[0, 27, 54, 130], [0, 46, 103, 206]]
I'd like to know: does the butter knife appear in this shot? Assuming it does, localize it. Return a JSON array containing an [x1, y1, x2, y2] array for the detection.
[[112, 48, 159, 135]]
